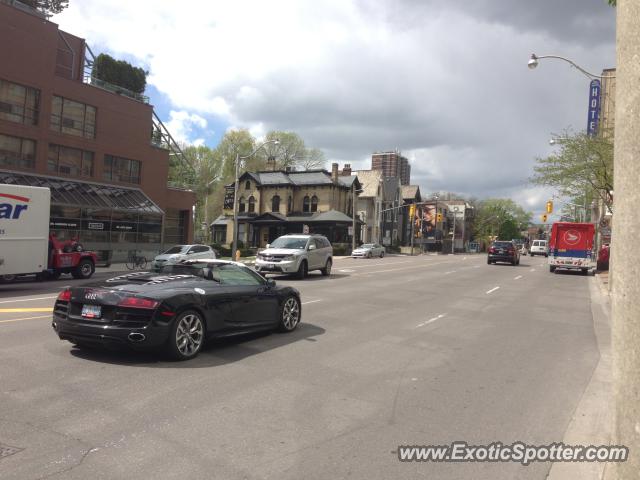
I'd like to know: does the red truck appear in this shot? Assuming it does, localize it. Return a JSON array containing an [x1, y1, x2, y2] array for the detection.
[[548, 222, 595, 274]]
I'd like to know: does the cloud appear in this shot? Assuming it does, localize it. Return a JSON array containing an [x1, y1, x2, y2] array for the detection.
[[164, 110, 209, 145], [54, 0, 615, 204]]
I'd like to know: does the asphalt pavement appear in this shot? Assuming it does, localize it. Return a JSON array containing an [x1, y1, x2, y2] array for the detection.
[[0, 254, 601, 479]]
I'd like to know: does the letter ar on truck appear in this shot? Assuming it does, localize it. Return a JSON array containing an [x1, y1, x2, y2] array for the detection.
[[0, 184, 97, 283], [548, 222, 595, 274]]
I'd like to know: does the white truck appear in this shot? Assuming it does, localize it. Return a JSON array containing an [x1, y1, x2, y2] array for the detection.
[[0, 184, 97, 282], [0, 184, 50, 280]]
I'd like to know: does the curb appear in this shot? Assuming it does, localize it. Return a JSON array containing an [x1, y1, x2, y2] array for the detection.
[[546, 277, 612, 479]]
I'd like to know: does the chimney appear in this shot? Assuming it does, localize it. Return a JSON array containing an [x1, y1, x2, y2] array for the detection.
[[341, 164, 352, 176], [267, 156, 276, 171], [331, 162, 339, 182]]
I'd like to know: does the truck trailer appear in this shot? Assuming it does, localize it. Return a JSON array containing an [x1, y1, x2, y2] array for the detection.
[[0, 184, 96, 282]]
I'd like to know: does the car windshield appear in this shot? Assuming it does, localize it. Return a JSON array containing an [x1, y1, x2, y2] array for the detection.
[[159, 263, 206, 277], [360, 244, 374, 248], [269, 237, 308, 249], [162, 245, 188, 254]]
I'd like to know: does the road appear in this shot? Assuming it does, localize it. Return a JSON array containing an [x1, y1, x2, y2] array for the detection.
[[0, 254, 599, 479]]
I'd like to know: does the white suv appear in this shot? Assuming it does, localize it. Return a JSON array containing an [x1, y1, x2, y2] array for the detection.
[[529, 239, 548, 257], [255, 234, 333, 279]]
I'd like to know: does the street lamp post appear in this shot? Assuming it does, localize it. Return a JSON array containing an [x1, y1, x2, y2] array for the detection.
[[432, 194, 439, 252], [232, 139, 280, 258]]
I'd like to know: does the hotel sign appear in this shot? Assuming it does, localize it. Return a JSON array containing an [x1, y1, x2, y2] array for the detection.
[[587, 79, 601, 136]]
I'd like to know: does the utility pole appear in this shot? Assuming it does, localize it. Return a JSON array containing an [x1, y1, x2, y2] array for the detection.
[[611, 1, 640, 478]]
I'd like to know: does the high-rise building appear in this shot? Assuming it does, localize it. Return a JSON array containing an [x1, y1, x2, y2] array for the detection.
[[371, 150, 411, 185]]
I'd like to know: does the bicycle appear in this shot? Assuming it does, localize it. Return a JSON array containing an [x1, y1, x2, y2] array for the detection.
[[126, 250, 148, 270]]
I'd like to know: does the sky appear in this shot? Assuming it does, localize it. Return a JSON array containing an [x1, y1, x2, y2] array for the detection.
[[54, 0, 616, 219]]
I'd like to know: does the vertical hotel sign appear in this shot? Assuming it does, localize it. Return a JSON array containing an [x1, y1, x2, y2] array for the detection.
[[587, 79, 601, 136]]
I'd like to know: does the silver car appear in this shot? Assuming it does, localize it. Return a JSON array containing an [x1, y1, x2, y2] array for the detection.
[[255, 234, 333, 279], [152, 244, 216, 271], [351, 243, 385, 258]]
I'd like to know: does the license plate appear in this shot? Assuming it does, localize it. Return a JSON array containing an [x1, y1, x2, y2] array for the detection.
[[81, 304, 102, 319], [263, 263, 275, 270]]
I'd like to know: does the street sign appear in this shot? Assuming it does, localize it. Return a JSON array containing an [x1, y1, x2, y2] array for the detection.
[[587, 79, 601, 136]]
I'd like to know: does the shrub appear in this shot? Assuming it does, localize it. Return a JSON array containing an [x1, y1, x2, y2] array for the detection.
[[92, 53, 147, 94]]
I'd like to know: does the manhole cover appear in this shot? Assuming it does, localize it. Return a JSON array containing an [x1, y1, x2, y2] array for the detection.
[[0, 443, 23, 459]]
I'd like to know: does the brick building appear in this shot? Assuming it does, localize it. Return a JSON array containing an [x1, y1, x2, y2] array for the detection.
[[0, 1, 195, 263], [371, 150, 411, 185]]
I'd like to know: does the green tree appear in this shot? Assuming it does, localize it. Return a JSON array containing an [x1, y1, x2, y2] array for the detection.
[[92, 54, 147, 95], [261, 131, 326, 170], [20, 0, 68, 15], [473, 199, 532, 243], [530, 131, 613, 212]]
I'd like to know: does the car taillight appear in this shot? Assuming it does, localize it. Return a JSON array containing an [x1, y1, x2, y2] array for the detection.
[[118, 297, 159, 309], [57, 288, 71, 302], [489, 248, 496, 253]]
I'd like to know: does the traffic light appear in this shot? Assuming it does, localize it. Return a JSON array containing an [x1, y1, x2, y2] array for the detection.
[[541, 213, 548, 222], [546, 200, 553, 214], [436, 213, 443, 222]]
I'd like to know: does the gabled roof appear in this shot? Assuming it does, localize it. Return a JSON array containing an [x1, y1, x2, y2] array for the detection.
[[354, 169, 383, 198], [382, 176, 400, 201], [401, 185, 421, 201]]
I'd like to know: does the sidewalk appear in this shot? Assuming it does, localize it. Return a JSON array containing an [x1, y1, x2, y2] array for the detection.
[[547, 273, 612, 479]]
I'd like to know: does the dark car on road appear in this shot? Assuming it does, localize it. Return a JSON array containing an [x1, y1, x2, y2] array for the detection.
[[487, 241, 520, 266], [52, 260, 302, 360]]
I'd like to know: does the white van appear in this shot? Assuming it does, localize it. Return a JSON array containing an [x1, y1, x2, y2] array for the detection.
[[529, 239, 548, 257]]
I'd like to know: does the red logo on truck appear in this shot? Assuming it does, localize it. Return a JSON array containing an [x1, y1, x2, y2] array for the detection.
[[563, 229, 581, 246], [0, 193, 30, 219]]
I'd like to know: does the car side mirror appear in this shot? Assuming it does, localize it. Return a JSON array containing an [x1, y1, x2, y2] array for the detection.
[[266, 278, 276, 288], [265, 244, 270, 248], [308, 244, 316, 250], [186, 250, 194, 255]]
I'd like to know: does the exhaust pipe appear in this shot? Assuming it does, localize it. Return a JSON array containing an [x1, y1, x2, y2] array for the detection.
[[128, 332, 145, 342]]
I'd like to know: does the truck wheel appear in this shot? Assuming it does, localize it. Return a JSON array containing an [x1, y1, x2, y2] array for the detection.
[[0, 274, 17, 283], [72, 259, 95, 279]]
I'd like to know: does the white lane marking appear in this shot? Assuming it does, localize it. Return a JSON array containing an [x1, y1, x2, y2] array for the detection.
[[514, 275, 523, 280], [338, 269, 355, 273], [486, 286, 500, 294], [354, 262, 452, 276], [415, 313, 446, 328], [342, 260, 412, 270], [530, 269, 536, 272], [302, 299, 322, 305], [445, 270, 456, 275], [0, 314, 51, 324], [474, 265, 480, 268], [0, 296, 57, 304], [463, 257, 467, 260]]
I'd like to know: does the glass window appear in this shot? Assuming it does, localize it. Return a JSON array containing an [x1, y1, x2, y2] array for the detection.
[[287, 195, 292, 213], [245, 180, 251, 190], [0, 78, 39, 125], [214, 263, 264, 286], [47, 144, 94, 177], [248, 196, 255, 213], [311, 195, 318, 213], [103, 154, 141, 184], [303, 196, 310, 213], [239, 196, 246, 213], [50, 95, 96, 139], [271, 195, 280, 212], [0, 133, 35, 169]]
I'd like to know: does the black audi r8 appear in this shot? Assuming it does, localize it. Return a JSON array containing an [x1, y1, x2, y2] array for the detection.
[[52, 260, 302, 360]]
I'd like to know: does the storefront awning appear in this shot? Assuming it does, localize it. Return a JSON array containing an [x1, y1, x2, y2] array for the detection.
[[0, 171, 163, 214]]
